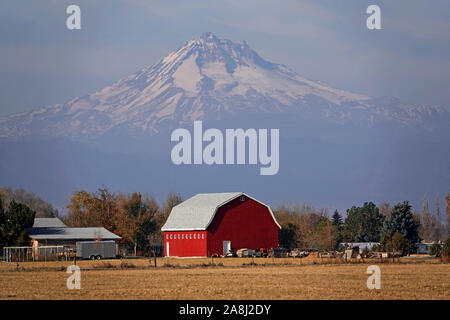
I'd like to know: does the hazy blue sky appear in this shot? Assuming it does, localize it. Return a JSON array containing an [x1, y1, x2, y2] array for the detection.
[[1, 0, 450, 116]]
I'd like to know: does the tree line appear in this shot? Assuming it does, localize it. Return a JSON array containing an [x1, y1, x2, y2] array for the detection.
[[1, 186, 449, 256], [275, 195, 450, 254], [0, 196, 36, 250]]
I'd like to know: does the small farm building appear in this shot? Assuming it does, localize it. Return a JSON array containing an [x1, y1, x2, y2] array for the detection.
[[27, 218, 121, 248], [2, 218, 121, 262], [416, 241, 442, 254], [161, 192, 281, 257]]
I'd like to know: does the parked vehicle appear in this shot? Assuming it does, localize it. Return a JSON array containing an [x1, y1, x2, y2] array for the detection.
[[289, 249, 309, 258], [236, 248, 256, 257], [57, 248, 76, 260], [76, 240, 116, 260]]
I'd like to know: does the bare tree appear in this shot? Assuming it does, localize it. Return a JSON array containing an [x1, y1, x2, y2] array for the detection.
[[446, 193, 450, 237], [435, 193, 443, 240], [421, 194, 433, 241], [0, 187, 59, 217], [378, 202, 391, 218]]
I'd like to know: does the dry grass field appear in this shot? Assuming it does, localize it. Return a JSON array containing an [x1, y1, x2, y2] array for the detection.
[[0, 257, 449, 300]]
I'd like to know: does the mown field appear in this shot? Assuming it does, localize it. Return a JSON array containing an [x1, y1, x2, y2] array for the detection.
[[0, 257, 449, 299]]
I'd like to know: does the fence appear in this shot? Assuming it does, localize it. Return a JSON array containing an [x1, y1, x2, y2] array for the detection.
[[2, 246, 66, 262]]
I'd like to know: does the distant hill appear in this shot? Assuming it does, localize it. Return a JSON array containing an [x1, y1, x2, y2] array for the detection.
[[0, 32, 448, 139]]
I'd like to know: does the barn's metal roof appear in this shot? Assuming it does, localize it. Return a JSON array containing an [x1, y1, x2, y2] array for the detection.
[[161, 192, 280, 231], [27, 227, 121, 240], [32, 218, 67, 228]]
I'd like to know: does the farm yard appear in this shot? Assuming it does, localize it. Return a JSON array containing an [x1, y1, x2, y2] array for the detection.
[[1, 192, 449, 300], [0, 257, 449, 300]]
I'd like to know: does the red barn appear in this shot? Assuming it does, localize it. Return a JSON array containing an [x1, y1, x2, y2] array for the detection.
[[161, 192, 281, 257]]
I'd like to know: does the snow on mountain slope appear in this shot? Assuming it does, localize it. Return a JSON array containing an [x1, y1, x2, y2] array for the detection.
[[0, 32, 447, 138]]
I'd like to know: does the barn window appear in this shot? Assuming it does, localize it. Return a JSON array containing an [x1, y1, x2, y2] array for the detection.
[[202, 234, 204, 239], [182, 234, 184, 239], [240, 196, 245, 202], [166, 234, 168, 239], [178, 234, 180, 239], [170, 234, 172, 239], [194, 234, 196, 239], [189, 234, 192, 239]]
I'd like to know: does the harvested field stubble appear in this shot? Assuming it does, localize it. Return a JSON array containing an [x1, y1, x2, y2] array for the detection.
[[0, 258, 448, 299]]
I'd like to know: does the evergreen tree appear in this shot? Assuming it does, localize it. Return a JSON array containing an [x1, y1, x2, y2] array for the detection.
[[343, 205, 365, 242], [344, 202, 384, 242], [332, 210, 343, 228], [331, 210, 344, 249], [0, 200, 36, 248], [361, 202, 384, 242], [0, 196, 6, 250], [278, 223, 298, 250], [0, 195, 4, 225], [382, 201, 420, 251]]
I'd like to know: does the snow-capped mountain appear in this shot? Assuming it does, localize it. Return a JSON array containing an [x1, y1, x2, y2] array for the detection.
[[0, 32, 447, 138]]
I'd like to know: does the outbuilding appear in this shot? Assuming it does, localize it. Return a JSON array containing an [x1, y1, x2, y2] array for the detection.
[[27, 218, 121, 249], [161, 192, 280, 257], [1, 218, 123, 262]]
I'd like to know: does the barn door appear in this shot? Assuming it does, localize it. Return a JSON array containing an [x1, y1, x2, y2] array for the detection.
[[166, 242, 170, 257], [223, 241, 231, 255]]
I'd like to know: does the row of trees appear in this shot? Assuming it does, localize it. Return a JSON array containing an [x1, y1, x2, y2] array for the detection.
[[2, 186, 449, 256], [63, 188, 183, 255], [275, 195, 450, 253]]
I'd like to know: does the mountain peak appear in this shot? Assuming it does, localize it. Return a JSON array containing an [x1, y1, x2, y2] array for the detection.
[[0, 33, 446, 139], [200, 32, 219, 42]]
